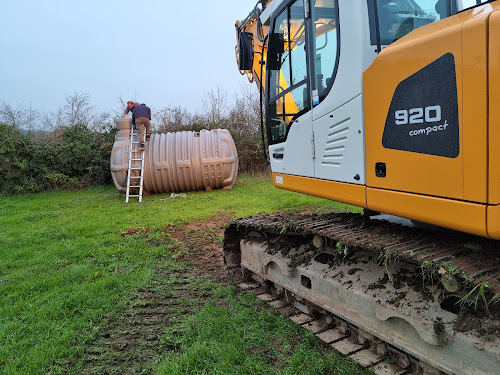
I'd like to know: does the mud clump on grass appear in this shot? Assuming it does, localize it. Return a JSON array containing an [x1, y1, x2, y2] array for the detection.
[[120, 227, 153, 236]]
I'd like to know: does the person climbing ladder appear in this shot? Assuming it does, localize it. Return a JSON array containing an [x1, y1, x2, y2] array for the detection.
[[123, 101, 151, 151]]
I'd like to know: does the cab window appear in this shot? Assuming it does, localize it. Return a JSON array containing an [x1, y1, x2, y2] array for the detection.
[[458, 0, 491, 11], [311, 0, 339, 103], [373, 0, 454, 45]]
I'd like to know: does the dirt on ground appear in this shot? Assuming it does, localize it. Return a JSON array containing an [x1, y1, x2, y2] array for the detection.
[[165, 211, 235, 283], [78, 213, 235, 375]]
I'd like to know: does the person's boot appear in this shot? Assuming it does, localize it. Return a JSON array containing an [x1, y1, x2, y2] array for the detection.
[[138, 142, 145, 152], [146, 134, 150, 141]]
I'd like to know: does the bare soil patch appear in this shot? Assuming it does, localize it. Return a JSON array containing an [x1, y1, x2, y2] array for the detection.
[[166, 211, 235, 283]]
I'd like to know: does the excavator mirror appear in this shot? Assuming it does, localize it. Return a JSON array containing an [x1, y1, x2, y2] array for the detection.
[[267, 33, 285, 71], [238, 32, 254, 71]]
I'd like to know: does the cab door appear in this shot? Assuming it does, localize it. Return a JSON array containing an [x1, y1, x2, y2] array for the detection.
[[267, 0, 315, 178], [311, 0, 371, 186]]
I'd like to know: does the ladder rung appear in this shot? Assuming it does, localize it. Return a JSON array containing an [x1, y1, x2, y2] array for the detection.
[[130, 167, 143, 170], [129, 176, 142, 179], [131, 158, 143, 161], [128, 195, 140, 197], [129, 185, 141, 188]]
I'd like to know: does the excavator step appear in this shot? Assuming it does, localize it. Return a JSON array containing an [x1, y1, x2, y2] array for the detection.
[[269, 299, 287, 309], [330, 339, 364, 356], [289, 313, 313, 325], [238, 282, 260, 290], [302, 319, 328, 334], [255, 293, 277, 302], [373, 363, 407, 375]]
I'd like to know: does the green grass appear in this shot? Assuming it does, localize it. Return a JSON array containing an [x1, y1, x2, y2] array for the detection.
[[0, 174, 359, 374], [156, 285, 366, 375]]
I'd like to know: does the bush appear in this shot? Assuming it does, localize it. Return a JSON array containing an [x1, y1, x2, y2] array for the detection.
[[0, 124, 39, 194], [0, 123, 115, 195]]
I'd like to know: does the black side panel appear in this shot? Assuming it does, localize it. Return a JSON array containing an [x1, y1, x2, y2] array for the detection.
[[382, 53, 459, 158]]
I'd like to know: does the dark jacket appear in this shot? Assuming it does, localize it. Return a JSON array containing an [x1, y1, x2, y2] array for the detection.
[[132, 103, 151, 120], [123, 102, 140, 116]]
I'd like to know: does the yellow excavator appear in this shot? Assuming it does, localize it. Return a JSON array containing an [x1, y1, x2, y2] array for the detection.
[[225, 1, 500, 374]]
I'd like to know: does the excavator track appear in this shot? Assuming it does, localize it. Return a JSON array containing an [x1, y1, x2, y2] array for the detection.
[[223, 212, 500, 375], [240, 281, 418, 375]]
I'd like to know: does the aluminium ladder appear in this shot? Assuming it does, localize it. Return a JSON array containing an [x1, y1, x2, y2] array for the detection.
[[125, 126, 145, 203]]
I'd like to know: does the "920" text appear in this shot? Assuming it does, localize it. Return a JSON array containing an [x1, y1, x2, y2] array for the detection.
[[395, 105, 441, 125]]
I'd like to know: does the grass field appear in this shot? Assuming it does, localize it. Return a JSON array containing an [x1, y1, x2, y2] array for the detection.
[[0, 174, 368, 374]]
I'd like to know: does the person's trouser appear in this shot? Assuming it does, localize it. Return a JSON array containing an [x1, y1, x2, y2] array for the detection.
[[135, 116, 151, 144]]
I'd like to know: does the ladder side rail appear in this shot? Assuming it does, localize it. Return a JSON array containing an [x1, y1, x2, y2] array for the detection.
[[125, 127, 135, 204], [138, 146, 145, 203]]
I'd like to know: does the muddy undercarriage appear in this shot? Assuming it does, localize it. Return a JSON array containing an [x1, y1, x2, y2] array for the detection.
[[224, 212, 500, 375]]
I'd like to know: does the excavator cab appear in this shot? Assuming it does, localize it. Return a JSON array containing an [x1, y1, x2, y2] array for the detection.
[[265, 0, 455, 150]]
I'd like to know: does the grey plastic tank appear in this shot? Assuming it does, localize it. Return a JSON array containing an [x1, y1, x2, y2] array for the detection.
[[110, 119, 238, 195]]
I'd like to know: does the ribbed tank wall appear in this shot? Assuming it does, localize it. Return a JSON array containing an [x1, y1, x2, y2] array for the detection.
[[110, 119, 238, 194], [110, 119, 137, 194]]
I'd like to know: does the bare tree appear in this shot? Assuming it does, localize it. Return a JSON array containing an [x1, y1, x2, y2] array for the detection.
[[114, 95, 128, 121], [41, 92, 111, 132], [202, 85, 229, 129], [0, 101, 40, 130], [155, 105, 199, 132], [64, 92, 110, 131]]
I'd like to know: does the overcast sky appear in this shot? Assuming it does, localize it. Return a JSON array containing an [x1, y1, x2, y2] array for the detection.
[[0, 0, 258, 116]]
